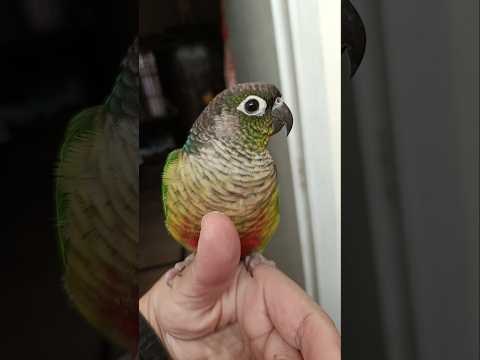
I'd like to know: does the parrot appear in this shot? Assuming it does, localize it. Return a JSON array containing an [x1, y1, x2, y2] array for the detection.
[[55, 39, 139, 352], [161, 82, 293, 276]]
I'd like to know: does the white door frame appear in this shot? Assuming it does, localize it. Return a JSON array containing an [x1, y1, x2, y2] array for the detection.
[[270, 0, 341, 328]]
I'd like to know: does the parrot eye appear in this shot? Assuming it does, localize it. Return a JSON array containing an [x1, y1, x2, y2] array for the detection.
[[237, 95, 267, 116], [246, 99, 259, 112]]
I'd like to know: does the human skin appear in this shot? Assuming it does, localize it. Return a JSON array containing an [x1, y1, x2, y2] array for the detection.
[[139, 212, 340, 359]]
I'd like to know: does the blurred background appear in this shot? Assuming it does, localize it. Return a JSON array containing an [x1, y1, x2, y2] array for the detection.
[[1, 0, 136, 358], [343, 0, 478, 359]]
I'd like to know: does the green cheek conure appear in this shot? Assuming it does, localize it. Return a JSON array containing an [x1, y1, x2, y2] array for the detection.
[[162, 83, 293, 261], [55, 39, 139, 352]]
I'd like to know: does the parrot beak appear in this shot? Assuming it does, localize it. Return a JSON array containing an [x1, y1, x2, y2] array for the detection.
[[272, 101, 293, 136], [342, 0, 366, 77]]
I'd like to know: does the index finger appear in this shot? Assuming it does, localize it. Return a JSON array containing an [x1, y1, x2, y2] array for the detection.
[[255, 265, 341, 360]]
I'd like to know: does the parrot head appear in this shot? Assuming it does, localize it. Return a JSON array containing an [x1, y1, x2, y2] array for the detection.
[[188, 82, 293, 153]]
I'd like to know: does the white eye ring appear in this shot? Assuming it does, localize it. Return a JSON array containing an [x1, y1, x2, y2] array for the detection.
[[273, 97, 284, 110], [237, 95, 267, 116]]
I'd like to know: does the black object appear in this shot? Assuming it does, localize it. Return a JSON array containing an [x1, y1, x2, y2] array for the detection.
[[138, 314, 170, 360], [143, 26, 224, 145], [342, 0, 367, 77]]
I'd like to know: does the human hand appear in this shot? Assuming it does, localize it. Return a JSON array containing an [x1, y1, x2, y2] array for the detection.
[[139, 212, 340, 359]]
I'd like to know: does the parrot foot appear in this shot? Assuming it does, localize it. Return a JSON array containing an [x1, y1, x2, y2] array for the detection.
[[244, 252, 276, 276], [165, 253, 195, 287]]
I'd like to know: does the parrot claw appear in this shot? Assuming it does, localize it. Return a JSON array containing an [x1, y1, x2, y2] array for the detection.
[[165, 253, 195, 287], [244, 252, 276, 276]]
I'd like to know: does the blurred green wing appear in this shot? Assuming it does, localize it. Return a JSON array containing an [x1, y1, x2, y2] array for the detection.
[[55, 106, 102, 266], [161, 149, 181, 219]]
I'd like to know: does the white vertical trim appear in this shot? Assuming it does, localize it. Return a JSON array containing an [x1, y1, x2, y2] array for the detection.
[[271, 0, 341, 328], [270, 0, 318, 299]]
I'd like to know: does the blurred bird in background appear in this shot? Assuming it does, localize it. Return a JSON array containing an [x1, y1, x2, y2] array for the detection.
[[56, 39, 139, 354]]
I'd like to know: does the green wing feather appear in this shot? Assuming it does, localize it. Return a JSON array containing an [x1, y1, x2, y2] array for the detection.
[[161, 149, 181, 219], [56, 106, 102, 266]]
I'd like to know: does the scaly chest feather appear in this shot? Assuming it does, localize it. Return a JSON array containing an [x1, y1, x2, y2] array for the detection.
[[163, 146, 279, 256]]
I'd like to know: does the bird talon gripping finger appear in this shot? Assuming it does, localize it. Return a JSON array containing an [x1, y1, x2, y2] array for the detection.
[[244, 252, 276, 276], [165, 253, 195, 288]]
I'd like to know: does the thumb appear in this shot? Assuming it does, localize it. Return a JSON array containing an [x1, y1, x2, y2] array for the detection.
[[139, 212, 241, 340], [175, 211, 241, 304]]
